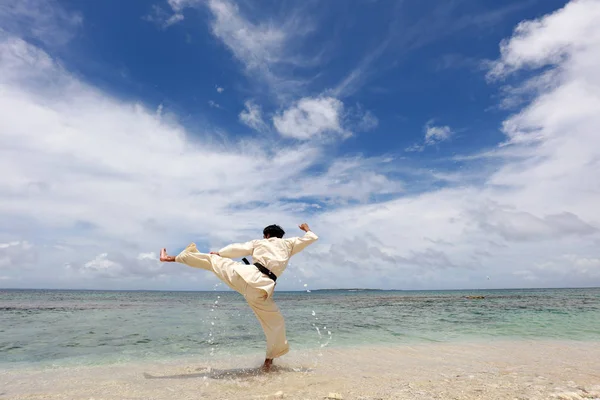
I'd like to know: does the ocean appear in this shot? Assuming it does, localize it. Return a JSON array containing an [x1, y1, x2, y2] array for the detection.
[[1, 288, 599, 370]]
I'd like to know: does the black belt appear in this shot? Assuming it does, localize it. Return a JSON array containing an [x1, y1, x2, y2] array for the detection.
[[242, 258, 277, 282]]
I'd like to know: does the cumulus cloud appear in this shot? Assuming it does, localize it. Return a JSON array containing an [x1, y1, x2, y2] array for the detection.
[[273, 96, 347, 140], [487, 0, 600, 80]]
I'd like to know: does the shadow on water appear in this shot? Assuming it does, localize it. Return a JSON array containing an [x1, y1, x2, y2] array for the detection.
[[143, 365, 312, 380]]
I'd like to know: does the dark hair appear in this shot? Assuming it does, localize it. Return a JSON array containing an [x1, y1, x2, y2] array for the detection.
[[263, 224, 285, 238]]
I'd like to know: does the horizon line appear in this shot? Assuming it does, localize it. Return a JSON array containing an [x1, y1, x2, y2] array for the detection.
[[1, 286, 599, 292]]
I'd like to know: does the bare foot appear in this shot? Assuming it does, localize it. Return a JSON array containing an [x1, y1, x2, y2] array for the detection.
[[160, 248, 176, 262], [261, 358, 273, 373]]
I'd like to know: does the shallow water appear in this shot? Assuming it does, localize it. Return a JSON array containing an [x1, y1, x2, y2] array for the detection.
[[1, 287, 599, 368]]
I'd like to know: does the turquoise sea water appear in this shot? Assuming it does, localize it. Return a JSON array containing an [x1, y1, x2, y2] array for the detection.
[[1, 288, 599, 369]]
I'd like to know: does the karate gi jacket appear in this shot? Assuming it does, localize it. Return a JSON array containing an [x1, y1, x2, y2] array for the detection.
[[217, 230, 319, 297]]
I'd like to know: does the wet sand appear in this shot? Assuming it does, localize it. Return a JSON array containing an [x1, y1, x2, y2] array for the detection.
[[1, 340, 599, 400]]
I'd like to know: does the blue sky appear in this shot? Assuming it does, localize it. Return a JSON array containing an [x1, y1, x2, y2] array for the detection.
[[58, 0, 564, 153], [1, 0, 599, 291]]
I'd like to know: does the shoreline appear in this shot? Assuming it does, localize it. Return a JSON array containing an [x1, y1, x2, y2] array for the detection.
[[2, 340, 599, 400], [3, 336, 599, 372]]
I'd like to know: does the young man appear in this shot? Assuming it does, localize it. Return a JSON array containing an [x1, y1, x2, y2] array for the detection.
[[160, 223, 318, 371]]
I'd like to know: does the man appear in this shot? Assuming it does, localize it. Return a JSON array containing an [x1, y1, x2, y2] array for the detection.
[[160, 223, 318, 372]]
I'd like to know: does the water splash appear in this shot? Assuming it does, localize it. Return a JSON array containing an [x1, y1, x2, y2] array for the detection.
[[207, 282, 222, 356]]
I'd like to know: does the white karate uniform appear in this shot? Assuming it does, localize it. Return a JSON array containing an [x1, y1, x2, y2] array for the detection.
[[175, 230, 318, 359]]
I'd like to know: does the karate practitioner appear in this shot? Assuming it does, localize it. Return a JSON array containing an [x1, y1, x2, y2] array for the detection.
[[159, 223, 318, 371]]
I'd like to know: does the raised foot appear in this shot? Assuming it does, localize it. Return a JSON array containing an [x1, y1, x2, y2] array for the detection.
[[160, 248, 176, 262]]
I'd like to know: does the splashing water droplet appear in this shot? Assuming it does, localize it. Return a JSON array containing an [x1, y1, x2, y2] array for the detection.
[[303, 284, 308, 287], [312, 310, 316, 316], [211, 322, 214, 325]]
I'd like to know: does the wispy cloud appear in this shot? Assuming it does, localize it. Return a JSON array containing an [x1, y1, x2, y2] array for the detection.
[[150, 0, 320, 102], [425, 123, 452, 145], [0, 0, 83, 46], [208, 100, 222, 109], [142, 4, 184, 29], [239, 100, 269, 133], [406, 120, 453, 152], [333, 0, 541, 98]]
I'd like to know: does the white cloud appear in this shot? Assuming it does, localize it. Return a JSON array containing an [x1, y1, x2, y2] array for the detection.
[[487, 0, 600, 80], [167, 0, 197, 12], [273, 96, 347, 140], [293, 0, 600, 290], [424, 123, 452, 145], [152, 0, 318, 101], [208, 100, 221, 109], [302, 160, 403, 204], [207, 0, 287, 72], [205, 0, 316, 99], [0, 241, 36, 270], [239, 100, 269, 132], [142, 5, 184, 29], [216, 86, 224, 93], [355, 110, 379, 132], [142, 0, 199, 28], [81, 253, 122, 276], [404, 143, 424, 153], [0, 31, 402, 289], [2, 0, 600, 291], [405, 121, 453, 152]]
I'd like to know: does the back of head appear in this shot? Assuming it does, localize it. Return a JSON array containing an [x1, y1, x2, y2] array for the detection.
[[263, 224, 285, 239]]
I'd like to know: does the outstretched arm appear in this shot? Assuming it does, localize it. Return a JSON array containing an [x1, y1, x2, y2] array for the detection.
[[287, 223, 319, 256], [216, 240, 256, 259]]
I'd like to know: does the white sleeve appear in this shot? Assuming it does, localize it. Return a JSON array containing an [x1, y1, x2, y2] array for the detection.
[[218, 240, 256, 259], [287, 231, 319, 256]]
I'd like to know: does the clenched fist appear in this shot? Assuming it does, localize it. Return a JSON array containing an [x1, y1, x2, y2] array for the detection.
[[299, 223, 311, 232]]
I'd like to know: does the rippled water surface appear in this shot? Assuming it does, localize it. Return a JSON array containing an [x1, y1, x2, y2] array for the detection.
[[1, 288, 599, 368]]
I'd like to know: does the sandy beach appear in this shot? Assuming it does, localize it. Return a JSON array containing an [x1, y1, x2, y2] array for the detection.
[[2, 340, 599, 400]]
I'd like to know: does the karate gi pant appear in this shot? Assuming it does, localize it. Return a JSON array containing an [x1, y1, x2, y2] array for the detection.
[[175, 243, 289, 359]]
